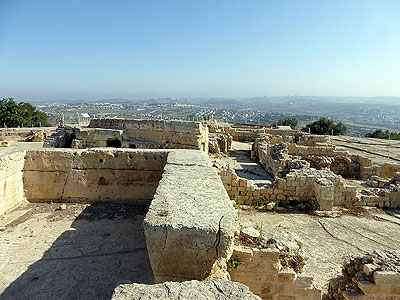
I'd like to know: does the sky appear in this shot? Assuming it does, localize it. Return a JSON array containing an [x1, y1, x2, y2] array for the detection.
[[0, 0, 400, 101]]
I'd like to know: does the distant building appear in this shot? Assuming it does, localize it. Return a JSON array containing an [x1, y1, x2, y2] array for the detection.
[[275, 125, 292, 130]]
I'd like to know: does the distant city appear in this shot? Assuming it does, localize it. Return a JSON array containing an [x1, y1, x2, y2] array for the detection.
[[35, 96, 400, 137]]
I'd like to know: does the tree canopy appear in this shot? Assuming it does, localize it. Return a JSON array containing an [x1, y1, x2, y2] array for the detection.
[[0, 98, 50, 127], [272, 117, 298, 130], [365, 129, 400, 140], [302, 117, 346, 135]]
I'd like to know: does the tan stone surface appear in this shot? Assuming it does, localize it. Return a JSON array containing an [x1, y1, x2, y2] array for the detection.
[[144, 150, 238, 283]]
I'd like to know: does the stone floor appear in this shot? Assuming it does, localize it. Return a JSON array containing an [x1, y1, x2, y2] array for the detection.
[[0, 202, 153, 300], [240, 208, 400, 292], [332, 135, 400, 165], [214, 141, 273, 187]]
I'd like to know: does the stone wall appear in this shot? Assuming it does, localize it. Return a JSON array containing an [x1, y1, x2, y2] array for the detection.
[[223, 126, 302, 142], [359, 173, 400, 208], [219, 167, 357, 211], [23, 149, 168, 205], [328, 250, 400, 300], [2, 147, 238, 283], [0, 150, 26, 215], [229, 245, 321, 299], [0, 127, 56, 142], [83, 118, 209, 152], [254, 141, 291, 178]]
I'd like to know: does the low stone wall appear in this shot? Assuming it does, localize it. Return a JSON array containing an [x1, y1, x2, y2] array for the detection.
[[0, 127, 56, 142], [23, 149, 168, 204], [72, 128, 123, 149], [144, 150, 238, 283], [84, 118, 209, 152], [208, 132, 232, 154], [225, 127, 302, 142], [254, 141, 291, 178], [229, 246, 321, 300], [219, 167, 357, 211], [328, 250, 400, 300], [0, 150, 26, 215], [359, 173, 400, 208], [362, 163, 400, 180]]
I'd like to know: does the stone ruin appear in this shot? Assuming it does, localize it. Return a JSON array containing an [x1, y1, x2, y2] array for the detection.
[[44, 118, 209, 152], [0, 127, 54, 145], [1, 118, 400, 299]]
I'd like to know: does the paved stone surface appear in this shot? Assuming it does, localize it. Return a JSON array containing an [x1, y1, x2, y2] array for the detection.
[[240, 208, 400, 291], [0, 203, 153, 300], [215, 141, 273, 186], [332, 136, 400, 165], [112, 279, 261, 300]]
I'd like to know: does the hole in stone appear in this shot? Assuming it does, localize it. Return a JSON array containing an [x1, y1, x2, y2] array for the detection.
[[106, 139, 121, 148], [98, 177, 109, 186]]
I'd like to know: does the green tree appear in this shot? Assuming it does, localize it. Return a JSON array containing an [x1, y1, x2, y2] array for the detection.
[[366, 129, 400, 140], [272, 117, 298, 130], [302, 117, 346, 135], [0, 98, 50, 127]]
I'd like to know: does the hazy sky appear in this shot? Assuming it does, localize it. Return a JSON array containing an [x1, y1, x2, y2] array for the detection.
[[1, 0, 400, 101]]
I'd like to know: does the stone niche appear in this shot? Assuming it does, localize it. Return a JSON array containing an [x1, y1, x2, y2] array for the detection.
[[0, 147, 238, 283]]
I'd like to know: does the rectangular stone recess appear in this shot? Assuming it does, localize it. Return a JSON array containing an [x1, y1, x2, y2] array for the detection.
[[23, 149, 169, 204], [0, 149, 26, 215], [144, 150, 238, 283], [2, 147, 237, 283]]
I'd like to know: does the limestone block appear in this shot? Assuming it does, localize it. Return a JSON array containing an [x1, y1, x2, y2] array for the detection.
[[167, 150, 211, 167], [144, 160, 237, 282], [75, 128, 122, 141], [232, 245, 253, 263], [373, 271, 400, 286], [111, 280, 261, 300], [0, 150, 26, 215], [25, 149, 168, 172]]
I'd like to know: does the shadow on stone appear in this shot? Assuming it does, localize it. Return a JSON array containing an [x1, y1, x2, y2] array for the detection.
[[1, 203, 154, 300]]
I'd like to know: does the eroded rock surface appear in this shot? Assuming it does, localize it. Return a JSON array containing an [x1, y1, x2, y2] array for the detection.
[[111, 280, 261, 300]]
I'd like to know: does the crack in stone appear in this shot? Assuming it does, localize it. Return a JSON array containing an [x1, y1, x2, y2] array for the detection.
[[214, 216, 224, 257], [317, 220, 366, 253], [157, 226, 169, 274]]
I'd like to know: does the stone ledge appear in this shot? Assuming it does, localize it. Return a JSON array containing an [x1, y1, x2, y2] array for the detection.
[[111, 279, 261, 300]]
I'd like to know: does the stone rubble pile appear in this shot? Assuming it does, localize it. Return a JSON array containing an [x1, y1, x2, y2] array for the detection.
[[328, 250, 400, 300]]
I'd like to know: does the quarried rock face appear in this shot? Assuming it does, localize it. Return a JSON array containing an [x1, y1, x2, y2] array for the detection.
[[0, 150, 26, 215], [23, 149, 168, 204], [144, 150, 238, 283], [111, 280, 261, 300]]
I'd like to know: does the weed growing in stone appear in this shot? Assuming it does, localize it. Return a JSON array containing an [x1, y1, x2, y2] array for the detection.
[[342, 199, 365, 215], [159, 210, 169, 216], [254, 197, 265, 209], [228, 258, 242, 270], [333, 186, 339, 198]]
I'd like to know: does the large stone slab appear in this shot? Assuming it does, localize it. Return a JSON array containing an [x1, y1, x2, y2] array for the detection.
[[144, 150, 237, 282], [23, 149, 168, 204], [0, 149, 26, 215], [111, 280, 261, 300]]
